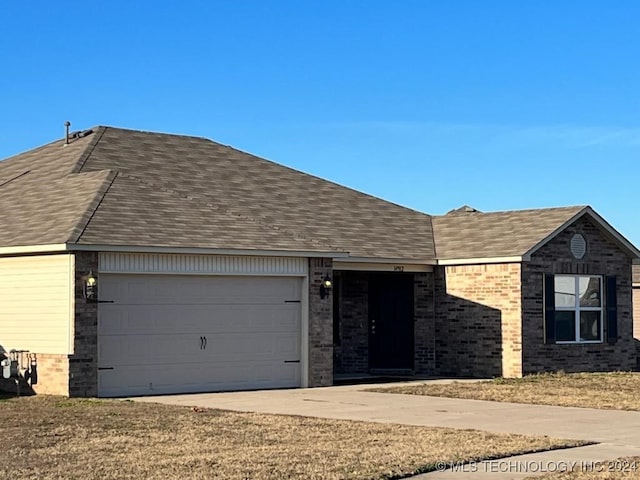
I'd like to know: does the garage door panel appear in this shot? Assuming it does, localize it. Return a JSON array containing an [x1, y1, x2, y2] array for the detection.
[[99, 361, 300, 397], [99, 334, 203, 367], [100, 332, 300, 367], [100, 304, 300, 336], [98, 274, 303, 397], [101, 275, 301, 305], [209, 332, 299, 359]]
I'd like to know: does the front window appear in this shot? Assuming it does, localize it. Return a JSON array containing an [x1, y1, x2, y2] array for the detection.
[[554, 275, 603, 342]]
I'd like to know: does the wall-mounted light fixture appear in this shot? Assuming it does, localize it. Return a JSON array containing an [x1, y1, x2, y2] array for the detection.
[[320, 274, 332, 299], [84, 270, 98, 303]]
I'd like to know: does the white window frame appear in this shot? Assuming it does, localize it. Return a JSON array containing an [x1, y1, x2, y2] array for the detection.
[[555, 275, 603, 344]]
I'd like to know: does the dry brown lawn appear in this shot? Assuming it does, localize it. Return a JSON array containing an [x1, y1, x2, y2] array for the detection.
[[0, 395, 586, 479], [529, 456, 640, 479], [372, 372, 640, 411]]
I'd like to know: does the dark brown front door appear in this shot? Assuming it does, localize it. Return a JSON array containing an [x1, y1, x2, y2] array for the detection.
[[368, 273, 414, 371]]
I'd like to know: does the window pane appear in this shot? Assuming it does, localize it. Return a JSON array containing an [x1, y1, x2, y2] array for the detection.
[[555, 311, 576, 342], [580, 311, 601, 341], [554, 277, 575, 308], [579, 276, 601, 307]]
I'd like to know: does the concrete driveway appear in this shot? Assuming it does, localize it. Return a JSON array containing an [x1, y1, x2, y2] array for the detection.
[[134, 380, 640, 479]]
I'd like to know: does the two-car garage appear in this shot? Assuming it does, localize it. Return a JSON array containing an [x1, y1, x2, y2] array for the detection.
[[96, 254, 307, 397]]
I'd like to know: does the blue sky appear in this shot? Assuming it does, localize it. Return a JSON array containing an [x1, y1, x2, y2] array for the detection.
[[1, 1, 639, 246]]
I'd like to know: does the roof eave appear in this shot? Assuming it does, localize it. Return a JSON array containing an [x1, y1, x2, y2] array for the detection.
[[0, 244, 70, 256], [0, 243, 348, 259], [69, 243, 347, 259], [336, 256, 437, 265]]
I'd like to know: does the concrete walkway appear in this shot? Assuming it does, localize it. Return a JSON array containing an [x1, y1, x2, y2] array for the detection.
[[134, 380, 640, 479]]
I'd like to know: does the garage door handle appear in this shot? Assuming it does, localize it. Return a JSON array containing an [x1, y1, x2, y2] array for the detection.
[[203, 336, 207, 349], [98, 367, 114, 371], [200, 336, 204, 349], [284, 360, 300, 363]]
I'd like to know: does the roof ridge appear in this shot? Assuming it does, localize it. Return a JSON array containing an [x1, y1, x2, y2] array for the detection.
[[428, 215, 439, 259], [224, 144, 433, 218], [432, 205, 593, 260], [72, 126, 107, 173], [68, 170, 119, 243], [118, 172, 344, 252], [435, 205, 587, 218], [88, 125, 432, 219], [91, 125, 212, 142]]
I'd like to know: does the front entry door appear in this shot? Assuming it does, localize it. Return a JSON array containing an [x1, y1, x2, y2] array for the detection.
[[368, 274, 414, 371]]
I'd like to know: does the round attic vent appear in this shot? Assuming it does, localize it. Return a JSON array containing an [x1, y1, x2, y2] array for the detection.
[[570, 234, 586, 259]]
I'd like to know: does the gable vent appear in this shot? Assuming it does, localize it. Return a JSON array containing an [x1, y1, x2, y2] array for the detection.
[[570, 234, 586, 259]]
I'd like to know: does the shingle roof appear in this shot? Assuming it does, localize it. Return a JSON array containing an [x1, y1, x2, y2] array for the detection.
[[0, 126, 436, 259], [1, 126, 636, 264], [432, 206, 587, 260], [0, 168, 115, 246]]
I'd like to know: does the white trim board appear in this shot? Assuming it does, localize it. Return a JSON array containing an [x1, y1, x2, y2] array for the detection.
[[339, 256, 436, 265], [334, 261, 433, 272], [0, 244, 68, 256]]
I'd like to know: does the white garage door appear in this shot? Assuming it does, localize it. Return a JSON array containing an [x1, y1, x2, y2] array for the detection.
[[98, 274, 302, 397]]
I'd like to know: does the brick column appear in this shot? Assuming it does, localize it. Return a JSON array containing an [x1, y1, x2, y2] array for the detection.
[[414, 272, 436, 375], [70, 251, 99, 397], [308, 258, 333, 386]]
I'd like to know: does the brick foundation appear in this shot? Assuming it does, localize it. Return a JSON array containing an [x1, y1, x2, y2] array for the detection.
[[0, 353, 69, 395], [32, 354, 70, 395]]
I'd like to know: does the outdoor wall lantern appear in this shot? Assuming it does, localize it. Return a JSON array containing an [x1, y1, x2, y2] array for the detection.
[[84, 270, 98, 303], [320, 274, 332, 299]]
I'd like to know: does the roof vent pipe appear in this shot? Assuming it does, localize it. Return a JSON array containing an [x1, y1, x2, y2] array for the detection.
[[64, 121, 71, 145]]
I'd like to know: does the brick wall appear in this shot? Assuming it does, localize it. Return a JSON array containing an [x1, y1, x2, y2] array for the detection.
[[434, 263, 522, 378], [414, 272, 436, 375], [70, 251, 99, 397], [333, 271, 436, 376], [0, 353, 69, 395], [333, 271, 369, 375], [633, 288, 640, 340], [308, 258, 333, 386], [634, 288, 640, 370], [522, 216, 636, 374], [32, 354, 70, 395]]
